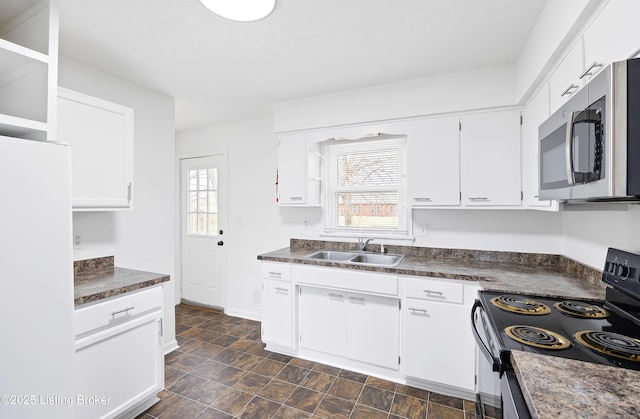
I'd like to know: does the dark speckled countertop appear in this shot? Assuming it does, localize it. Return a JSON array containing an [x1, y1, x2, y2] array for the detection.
[[74, 256, 170, 306], [258, 239, 606, 300], [258, 239, 636, 418]]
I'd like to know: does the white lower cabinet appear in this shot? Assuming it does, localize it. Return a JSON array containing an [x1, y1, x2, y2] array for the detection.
[[403, 277, 480, 398], [262, 279, 295, 349], [260, 262, 480, 397], [299, 286, 347, 356], [346, 292, 400, 370], [299, 286, 400, 370], [74, 286, 164, 419], [261, 263, 295, 352]]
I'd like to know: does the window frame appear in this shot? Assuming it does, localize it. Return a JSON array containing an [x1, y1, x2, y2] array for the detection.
[[322, 136, 411, 238]]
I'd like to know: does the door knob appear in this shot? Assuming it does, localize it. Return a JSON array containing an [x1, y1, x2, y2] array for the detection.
[[217, 241, 224, 246]]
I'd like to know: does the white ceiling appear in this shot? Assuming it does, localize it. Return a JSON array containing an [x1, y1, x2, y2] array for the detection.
[[58, 0, 546, 131]]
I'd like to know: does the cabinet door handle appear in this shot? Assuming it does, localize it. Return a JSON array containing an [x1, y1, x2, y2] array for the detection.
[[127, 182, 132, 203], [413, 197, 432, 202], [579, 62, 603, 79], [409, 307, 428, 314], [561, 84, 580, 97], [274, 287, 289, 293], [349, 296, 365, 302], [423, 289, 443, 296], [111, 306, 135, 317], [328, 293, 344, 299]]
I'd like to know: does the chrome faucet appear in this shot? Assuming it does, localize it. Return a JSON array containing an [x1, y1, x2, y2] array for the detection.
[[358, 237, 373, 252]]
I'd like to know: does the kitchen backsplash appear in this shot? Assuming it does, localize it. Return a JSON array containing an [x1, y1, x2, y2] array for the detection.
[[73, 256, 114, 275]]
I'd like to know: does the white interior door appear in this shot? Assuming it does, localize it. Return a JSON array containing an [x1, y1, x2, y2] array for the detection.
[[181, 155, 227, 309]]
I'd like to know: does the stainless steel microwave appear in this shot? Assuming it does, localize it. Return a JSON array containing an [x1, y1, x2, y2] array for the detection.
[[538, 58, 640, 202]]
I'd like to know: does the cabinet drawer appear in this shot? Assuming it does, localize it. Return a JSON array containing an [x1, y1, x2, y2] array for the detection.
[[260, 262, 292, 282], [404, 277, 463, 303], [74, 286, 163, 337]]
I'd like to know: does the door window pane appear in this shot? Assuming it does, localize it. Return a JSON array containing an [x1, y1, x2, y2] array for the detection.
[[187, 167, 219, 235]]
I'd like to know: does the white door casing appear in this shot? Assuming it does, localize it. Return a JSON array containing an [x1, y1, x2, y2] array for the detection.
[[180, 154, 227, 309]]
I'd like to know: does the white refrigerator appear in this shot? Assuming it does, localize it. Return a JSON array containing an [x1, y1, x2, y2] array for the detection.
[[0, 135, 76, 418]]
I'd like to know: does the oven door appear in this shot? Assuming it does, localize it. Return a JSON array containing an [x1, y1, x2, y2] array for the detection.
[[471, 300, 502, 417], [501, 371, 532, 419], [472, 299, 533, 419]]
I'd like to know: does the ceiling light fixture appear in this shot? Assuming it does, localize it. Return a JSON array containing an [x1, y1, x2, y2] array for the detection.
[[198, 0, 277, 22]]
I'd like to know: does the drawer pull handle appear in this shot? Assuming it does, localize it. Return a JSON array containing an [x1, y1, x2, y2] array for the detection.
[[111, 306, 135, 317], [423, 289, 443, 296], [268, 272, 282, 276], [328, 293, 344, 299], [468, 197, 489, 201], [413, 197, 432, 202], [409, 307, 428, 314], [275, 287, 289, 293], [349, 296, 365, 302], [289, 196, 303, 201]]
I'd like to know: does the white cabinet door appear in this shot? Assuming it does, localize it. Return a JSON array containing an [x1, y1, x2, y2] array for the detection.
[[278, 133, 307, 205], [408, 117, 460, 206], [58, 88, 134, 210], [262, 279, 294, 349], [521, 85, 558, 210], [549, 40, 584, 113], [298, 286, 347, 357], [277, 133, 321, 206], [583, 0, 640, 83], [459, 110, 522, 206], [346, 292, 399, 370], [75, 311, 163, 419], [403, 299, 475, 391]]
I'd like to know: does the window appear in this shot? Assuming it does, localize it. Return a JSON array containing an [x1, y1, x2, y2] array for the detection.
[[324, 137, 409, 236], [187, 168, 218, 235]]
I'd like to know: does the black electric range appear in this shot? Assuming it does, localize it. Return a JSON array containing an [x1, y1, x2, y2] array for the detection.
[[472, 248, 640, 418]]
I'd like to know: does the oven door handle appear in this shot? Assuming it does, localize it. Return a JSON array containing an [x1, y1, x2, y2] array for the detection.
[[471, 299, 501, 374]]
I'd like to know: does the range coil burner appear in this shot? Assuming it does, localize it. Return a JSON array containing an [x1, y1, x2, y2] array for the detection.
[[554, 300, 609, 318], [575, 331, 640, 362], [505, 325, 571, 350], [491, 295, 551, 315]]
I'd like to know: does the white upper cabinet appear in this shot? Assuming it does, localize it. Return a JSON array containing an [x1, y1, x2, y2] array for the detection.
[[549, 39, 585, 113], [583, 0, 640, 82], [58, 88, 134, 210], [521, 85, 558, 210], [277, 133, 321, 206], [0, 0, 57, 141], [460, 110, 522, 207], [408, 117, 460, 207]]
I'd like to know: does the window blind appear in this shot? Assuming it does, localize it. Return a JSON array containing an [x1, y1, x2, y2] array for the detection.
[[324, 137, 409, 236]]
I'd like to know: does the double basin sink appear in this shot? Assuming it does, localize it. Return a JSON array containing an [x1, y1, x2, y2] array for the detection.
[[304, 250, 405, 267]]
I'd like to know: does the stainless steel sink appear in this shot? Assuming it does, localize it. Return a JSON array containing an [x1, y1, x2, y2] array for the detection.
[[349, 253, 404, 266], [304, 250, 360, 261], [304, 250, 404, 267]]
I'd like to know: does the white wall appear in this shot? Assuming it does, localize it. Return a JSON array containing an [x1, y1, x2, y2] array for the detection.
[[177, 117, 292, 319], [273, 64, 517, 133], [59, 57, 177, 351], [412, 209, 563, 254], [562, 205, 640, 269]]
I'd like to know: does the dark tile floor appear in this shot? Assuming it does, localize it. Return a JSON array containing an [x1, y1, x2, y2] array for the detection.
[[139, 304, 495, 419]]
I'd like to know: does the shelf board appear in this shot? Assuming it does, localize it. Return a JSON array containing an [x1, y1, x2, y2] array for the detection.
[[0, 38, 48, 63], [0, 113, 47, 138]]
